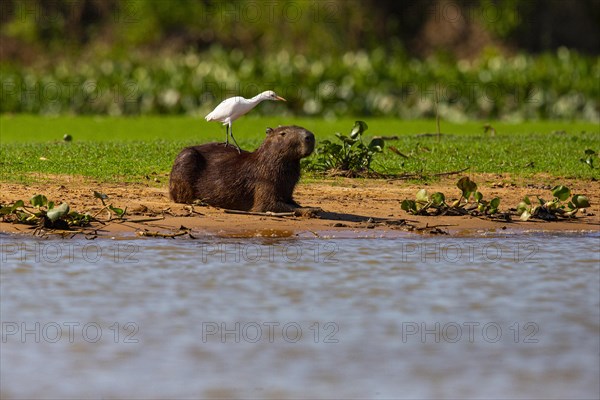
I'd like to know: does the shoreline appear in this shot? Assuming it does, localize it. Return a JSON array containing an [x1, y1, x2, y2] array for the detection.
[[1, 175, 599, 239]]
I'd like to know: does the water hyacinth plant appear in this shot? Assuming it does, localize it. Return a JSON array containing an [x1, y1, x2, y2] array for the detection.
[[309, 121, 384, 176], [1, 48, 598, 121], [401, 176, 502, 217], [517, 185, 591, 221]]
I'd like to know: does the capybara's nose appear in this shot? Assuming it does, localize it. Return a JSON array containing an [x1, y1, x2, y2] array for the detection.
[[304, 131, 315, 144]]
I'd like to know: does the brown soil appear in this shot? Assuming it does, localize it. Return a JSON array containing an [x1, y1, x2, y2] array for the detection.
[[1, 174, 599, 238]]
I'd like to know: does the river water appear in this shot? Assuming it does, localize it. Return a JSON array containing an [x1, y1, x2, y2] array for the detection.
[[1, 232, 599, 399]]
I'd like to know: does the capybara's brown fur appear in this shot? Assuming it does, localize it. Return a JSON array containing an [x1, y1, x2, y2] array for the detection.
[[169, 125, 315, 212]]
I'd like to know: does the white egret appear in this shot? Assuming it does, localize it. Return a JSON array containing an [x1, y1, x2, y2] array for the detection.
[[205, 90, 286, 149]]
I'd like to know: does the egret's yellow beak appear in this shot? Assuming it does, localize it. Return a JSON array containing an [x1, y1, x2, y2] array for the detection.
[[276, 96, 287, 102]]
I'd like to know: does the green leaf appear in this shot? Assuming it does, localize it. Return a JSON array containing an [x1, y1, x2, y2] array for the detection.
[[48, 201, 55, 210], [109, 205, 126, 218], [30, 194, 47, 207], [456, 177, 468, 193], [401, 200, 417, 213], [46, 203, 70, 222], [0, 206, 13, 215], [415, 189, 429, 203], [571, 194, 591, 208], [523, 196, 531, 205], [456, 177, 477, 199], [551, 185, 571, 201], [490, 197, 500, 209], [338, 134, 357, 146], [520, 210, 531, 221], [368, 138, 385, 152], [94, 191, 109, 206], [474, 191, 483, 202], [326, 143, 342, 154], [9, 200, 25, 212], [430, 192, 445, 206], [580, 157, 594, 168], [349, 120, 368, 139], [516, 201, 529, 215]]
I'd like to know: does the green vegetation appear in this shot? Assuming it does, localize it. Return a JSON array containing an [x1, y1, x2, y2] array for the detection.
[[2, 2, 597, 124], [401, 176, 503, 217], [93, 191, 127, 219], [1, 116, 598, 183], [0, 191, 146, 234], [309, 121, 384, 176], [3, 1, 597, 59], [2, 49, 598, 120], [400, 177, 591, 221], [517, 186, 592, 221], [580, 149, 597, 169], [0, 193, 91, 229]]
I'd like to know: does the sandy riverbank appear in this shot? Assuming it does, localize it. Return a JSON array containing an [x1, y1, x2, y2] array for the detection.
[[1, 174, 598, 238]]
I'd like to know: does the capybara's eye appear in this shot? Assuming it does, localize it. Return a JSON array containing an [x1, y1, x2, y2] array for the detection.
[[280, 131, 287, 136]]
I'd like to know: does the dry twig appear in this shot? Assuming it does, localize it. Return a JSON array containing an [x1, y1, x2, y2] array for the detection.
[[223, 209, 296, 218]]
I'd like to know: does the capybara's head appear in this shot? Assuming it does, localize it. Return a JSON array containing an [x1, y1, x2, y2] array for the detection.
[[260, 125, 315, 160]]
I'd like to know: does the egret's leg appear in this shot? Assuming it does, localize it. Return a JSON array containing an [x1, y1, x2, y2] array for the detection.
[[225, 125, 230, 147], [229, 123, 241, 153]]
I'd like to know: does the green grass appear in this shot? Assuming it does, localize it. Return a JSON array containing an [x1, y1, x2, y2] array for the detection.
[[1, 115, 598, 183]]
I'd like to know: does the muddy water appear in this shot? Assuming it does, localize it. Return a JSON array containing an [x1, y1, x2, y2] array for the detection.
[[1, 233, 599, 399]]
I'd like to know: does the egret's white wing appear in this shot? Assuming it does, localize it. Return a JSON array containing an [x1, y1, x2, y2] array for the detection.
[[205, 96, 247, 122]]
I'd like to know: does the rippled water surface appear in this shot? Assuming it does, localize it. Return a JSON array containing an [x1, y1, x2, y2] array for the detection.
[[1, 233, 599, 399]]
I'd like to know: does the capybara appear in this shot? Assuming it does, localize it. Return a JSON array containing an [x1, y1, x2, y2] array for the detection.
[[169, 125, 316, 213]]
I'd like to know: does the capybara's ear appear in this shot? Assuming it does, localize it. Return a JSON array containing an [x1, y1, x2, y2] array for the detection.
[[266, 127, 273, 135]]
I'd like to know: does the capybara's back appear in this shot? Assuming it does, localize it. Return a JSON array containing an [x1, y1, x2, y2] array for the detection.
[[169, 143, 252, 209], [169, 145, 204, 204], [169, 125, 315, 212]]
